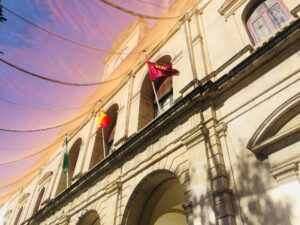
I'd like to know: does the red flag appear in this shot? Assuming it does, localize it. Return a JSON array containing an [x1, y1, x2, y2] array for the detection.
[[98, 110, 111, 128], [147, 61, 179, 81]]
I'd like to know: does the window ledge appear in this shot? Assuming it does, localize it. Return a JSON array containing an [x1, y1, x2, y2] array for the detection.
[[253, 19, 297, 50]]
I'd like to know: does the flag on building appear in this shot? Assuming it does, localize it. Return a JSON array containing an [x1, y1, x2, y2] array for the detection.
[[62, 135, 69, 174], [98, 109, 111, 128], [147, 61, 179, 81]]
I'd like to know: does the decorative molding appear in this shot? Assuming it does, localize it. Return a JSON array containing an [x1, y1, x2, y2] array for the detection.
[[247, 93, 300, 156], [105, 178, 122, 195], [18, 193, 30, 205], [251, 124, 300, 156], [218, 0, 248, 19], [181, 124, 208, 149], [271, 162, 299, 184], [216, 122, 228, 136], [38, 171, 53, 186]]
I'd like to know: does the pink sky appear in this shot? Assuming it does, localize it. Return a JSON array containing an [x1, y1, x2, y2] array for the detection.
[[0, 0, 175, 203]]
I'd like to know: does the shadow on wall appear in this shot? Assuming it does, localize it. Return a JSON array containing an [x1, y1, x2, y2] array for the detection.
[[234, 155, 292, 225], [191, 153, 293, 225]]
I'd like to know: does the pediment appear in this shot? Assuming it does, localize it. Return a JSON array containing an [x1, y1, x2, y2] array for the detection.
[[248, 94, 300, 156]]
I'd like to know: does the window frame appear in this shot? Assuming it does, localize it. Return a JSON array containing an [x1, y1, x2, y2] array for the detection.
[[246, 0, 291, 43]]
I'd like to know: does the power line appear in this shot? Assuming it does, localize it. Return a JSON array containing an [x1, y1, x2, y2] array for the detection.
[[0, 58, 125, 87], [0, 107, 93, 133], [0, 95, 98, 111], [2, 5, 143, 55], [0, 130, 76, 167], [135, 0, 182, 11], [98, 0, 180, 20]]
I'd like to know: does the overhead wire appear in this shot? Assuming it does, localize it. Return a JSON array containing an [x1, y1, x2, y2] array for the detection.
[[0, 169, 38, 189], [0, 58, 126, 86], [134, 0, 182, 11], [0, 0, 184, 195], [0, 105, 95, 133], [98, 0, 181, 20], [0, 133, 67, 167], [2, 5, 143, 55], [0, 95, 99, 111]]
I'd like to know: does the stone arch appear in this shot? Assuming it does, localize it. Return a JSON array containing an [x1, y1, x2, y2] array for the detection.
[[32, 187, 45, 215], [68, 138, 83, 179], [89, 103, 119, 169], [121, 169, 189, 225], [76, 209, 101, 225], [13, 207, 23, 225], [55, 137, 82, 196], [247, 93, 300, 156], [137, 55, 174, 130]]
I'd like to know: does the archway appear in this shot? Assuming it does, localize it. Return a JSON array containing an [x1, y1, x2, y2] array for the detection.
[[13, 207, 23, 225], [121, 170, 188, 225], [32, 187, 45, 215], [55, 138, 82, 195], [89, 103, 119, 169], [77, 210, 101, 225], [138, 55, 174, 130]]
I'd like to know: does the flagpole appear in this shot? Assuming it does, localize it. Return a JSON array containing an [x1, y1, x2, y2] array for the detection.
[[102, 127, 106, 157], [143, 50, 162, 115], [99, 100, 107, 157], [64, 134, 69, 188]]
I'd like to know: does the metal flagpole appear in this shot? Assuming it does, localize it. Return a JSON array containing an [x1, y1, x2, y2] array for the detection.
[[99, 100, 107, 157], [143, 50, 162, 114], [102, 127, 106, 157], [64, 134, 69, 188], [66, 167, 69, 188]]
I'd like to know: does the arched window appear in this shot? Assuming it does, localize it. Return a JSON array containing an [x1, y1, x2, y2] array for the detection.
[[89, 104, 119, 169], [154, 76, 173, 116], [13, 207, 23, 225], [138, 55, 174, 130], [55, 138, 82, 196], [246, 0, 291, 43], [32, 187, 45, 215]]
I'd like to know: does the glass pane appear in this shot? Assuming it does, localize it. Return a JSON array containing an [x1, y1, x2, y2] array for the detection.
[[252, 17, 271, 41], [268, 4, 288, 28], [249, 4, 267, 22], [265, 0, 277, 8]]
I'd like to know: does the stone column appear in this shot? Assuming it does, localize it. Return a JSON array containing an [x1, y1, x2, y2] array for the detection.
[[104, 178, 122, 225], [182, 201, 194, 225], [203, 107, 236, 225]]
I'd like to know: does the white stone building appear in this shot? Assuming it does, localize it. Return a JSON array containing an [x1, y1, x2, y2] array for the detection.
[[3, 0, 300, 224]]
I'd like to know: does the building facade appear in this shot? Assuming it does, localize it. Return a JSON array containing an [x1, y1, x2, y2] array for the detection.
[[3, 0, 300, 224]]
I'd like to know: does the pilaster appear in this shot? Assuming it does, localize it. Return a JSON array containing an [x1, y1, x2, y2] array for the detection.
[[203, 107, 236, 225]]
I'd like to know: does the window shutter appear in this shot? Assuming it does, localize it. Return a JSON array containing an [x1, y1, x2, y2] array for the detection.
[[156, 77, 172, 101], [108, 125, 116, 143]]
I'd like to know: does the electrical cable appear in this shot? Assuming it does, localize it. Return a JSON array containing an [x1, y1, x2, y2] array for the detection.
[[98, 0, 180, 20], [0, 170, 37, 189], [2, 5, 143, 55], [0, 107, 94, 133], [0, 95, 98, 111], [0, 135, 64, 167], [0, 58, 126, 87], [135, 0, 182, 11]]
